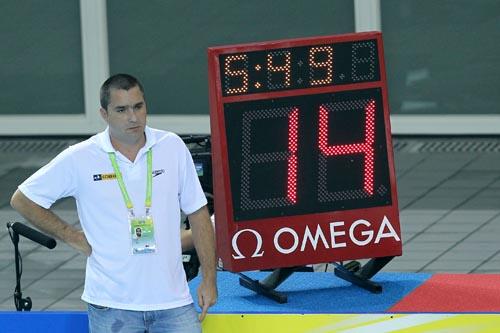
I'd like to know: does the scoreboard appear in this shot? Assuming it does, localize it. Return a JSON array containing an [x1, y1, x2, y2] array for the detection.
[[208, 32, 401, 272]]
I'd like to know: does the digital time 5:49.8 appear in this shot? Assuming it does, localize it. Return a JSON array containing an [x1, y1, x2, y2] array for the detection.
[[208, 32, 401, 273], [221, 40, 379, 96]]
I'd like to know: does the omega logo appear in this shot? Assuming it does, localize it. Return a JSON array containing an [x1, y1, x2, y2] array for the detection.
[[231, 216, 400, 259], [231, 229, 264, 259]]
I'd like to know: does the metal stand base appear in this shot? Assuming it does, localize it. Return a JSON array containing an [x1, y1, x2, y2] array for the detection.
[[334, 256, 394, 294], [237, 256, 395, 303], [238, 267, 298, 303], [7, 224, 32, 311]]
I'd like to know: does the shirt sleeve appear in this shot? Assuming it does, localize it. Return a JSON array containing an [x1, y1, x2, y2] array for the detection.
[[18, 147, 78, 209], [178, 141, 208, 215]]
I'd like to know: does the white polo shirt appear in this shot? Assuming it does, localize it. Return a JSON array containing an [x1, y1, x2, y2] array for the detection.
[[19, 126, 207, 311]]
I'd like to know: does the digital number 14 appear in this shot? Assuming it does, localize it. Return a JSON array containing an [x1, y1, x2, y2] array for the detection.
[[241, 99, 376, 207]]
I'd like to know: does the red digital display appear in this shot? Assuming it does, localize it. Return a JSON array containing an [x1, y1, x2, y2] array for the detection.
[[208, 32, 401, 272], [319, 100, 376, 196]]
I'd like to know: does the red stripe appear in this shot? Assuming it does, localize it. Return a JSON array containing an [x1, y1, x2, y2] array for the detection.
[[390, 274, 500, 312]]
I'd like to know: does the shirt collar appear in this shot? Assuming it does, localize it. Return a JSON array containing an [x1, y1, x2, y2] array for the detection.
[[97, 126, 156, 153]]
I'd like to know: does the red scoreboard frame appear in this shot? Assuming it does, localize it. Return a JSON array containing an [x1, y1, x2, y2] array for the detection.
[[208, 32, 402, 272]]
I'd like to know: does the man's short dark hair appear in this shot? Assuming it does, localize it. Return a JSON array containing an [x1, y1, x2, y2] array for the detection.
[[100, 74, 145, 110]]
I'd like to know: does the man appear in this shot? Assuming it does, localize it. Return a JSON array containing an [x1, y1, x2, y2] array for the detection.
[[10, 74, 217, 332]]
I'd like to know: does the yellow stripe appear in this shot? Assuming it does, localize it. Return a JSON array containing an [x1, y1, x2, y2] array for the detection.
[[201, 314, 500, 333]]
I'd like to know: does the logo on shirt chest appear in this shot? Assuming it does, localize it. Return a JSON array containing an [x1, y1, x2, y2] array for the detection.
[[93, 173, 116, 181], [93, 169, 165, 181], [153, 169, 165, 177]]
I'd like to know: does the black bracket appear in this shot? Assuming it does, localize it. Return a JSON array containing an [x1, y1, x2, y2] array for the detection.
[[238, 267, 298, 303], [334, 256, 395, 293], [237, 256, 395, 303]]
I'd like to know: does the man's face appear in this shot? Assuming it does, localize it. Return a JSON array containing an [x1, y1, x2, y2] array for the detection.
[[100, 86, 147, 145]]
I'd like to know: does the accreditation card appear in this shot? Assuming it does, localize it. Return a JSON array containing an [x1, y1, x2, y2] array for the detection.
[[130, 216, 156, 254]]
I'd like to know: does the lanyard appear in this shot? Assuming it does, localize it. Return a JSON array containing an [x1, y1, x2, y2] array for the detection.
[[108, 148, 152, 216]]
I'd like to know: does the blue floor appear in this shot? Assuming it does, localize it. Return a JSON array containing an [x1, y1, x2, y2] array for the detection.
[[189, 271, 431, 313]]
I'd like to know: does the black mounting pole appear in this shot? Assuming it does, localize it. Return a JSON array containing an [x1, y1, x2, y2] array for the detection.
[[10, 228, 32, 311], [238, 267, 299, 303], [334, 256, 395, 293]]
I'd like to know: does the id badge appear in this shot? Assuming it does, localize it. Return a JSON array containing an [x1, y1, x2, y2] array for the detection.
[[130, 215, 156, 254]]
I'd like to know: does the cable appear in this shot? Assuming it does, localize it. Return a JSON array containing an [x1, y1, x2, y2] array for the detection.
[[9, 226, 24, 310], [8, 227, 23, 277]]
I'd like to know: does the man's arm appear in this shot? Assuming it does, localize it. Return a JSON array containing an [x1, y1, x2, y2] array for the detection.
[[187, 205, 217, 321], [10, 190, 91, 256]]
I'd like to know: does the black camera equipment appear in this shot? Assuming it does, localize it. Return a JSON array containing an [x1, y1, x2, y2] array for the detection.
[[6, 222, 57, 311], [181, 135, 213, 281]]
